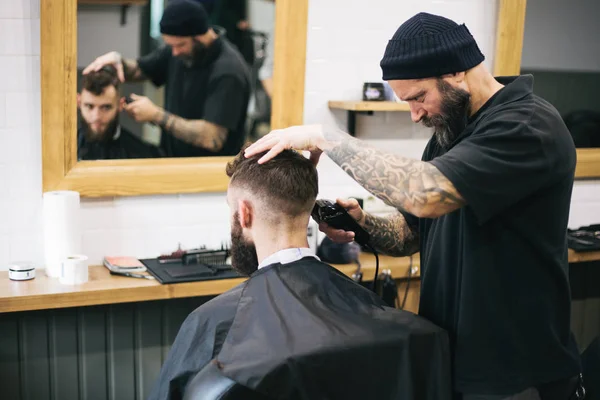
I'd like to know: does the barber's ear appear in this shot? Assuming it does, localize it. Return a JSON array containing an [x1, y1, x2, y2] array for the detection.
[[118, 97, 126, 111], [238, 199, 253, 229], [452, 71, 466, 84], [77, 93, 81, 109]]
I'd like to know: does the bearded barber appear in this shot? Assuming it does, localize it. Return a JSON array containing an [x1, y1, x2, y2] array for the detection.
[[245, 12, 584, 400], [83, 0, 251, 158]]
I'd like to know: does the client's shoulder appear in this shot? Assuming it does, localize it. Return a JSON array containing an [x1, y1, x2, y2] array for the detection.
[[187, 280, 246, 321]]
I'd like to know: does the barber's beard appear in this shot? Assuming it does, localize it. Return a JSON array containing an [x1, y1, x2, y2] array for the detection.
[[82, 114, 119, 143], [230, 212, 259, 276], [421, 79, 471, 150], [178, 39, 207, 67]]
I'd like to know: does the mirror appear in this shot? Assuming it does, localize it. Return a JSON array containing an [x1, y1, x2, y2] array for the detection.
[[520, 0, 600, 177], [49, 0, 598, 197], [41, 0, 308, 196], [76, 0, 276, 161]]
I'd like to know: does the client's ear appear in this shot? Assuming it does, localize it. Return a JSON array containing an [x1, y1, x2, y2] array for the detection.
[[237, 199, 253, 229]]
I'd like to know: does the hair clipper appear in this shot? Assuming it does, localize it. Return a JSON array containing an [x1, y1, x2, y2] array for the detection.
[[311, 199, 370, 246]]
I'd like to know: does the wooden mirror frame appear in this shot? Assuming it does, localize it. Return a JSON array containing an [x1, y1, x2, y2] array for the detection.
[[493, 0, 600, 179], [41, 0, 308, 197], [41, 0, 599, 199]]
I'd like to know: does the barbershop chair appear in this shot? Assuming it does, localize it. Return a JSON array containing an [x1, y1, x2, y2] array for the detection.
[[183, 360, 271, 400]]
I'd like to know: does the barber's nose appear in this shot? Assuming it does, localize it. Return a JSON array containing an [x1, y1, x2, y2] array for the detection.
[[410, 106, 425, 123]]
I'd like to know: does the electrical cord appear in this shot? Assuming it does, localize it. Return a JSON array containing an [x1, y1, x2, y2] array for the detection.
[[364, 244, 379, 292]]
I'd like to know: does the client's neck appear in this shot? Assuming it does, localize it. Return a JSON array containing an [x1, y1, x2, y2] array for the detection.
[[253, 221, 310, 265]]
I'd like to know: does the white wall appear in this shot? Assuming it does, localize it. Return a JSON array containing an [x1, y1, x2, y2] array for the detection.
[[1, 0, 599, 270], [521, 0, 600, 72]]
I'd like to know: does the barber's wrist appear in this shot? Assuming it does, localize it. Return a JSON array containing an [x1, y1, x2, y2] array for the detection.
[[154, 108, 170, 128], [357, 210, 368, 228], [319, 125, 344, 152]]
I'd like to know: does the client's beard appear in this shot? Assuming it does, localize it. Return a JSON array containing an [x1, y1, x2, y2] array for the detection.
[[421, 79, 471, 150], [230, 212, 259, 276], [82, 114, 119, 143]]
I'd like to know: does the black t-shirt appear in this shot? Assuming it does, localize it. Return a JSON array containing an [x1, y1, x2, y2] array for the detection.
[[137, 36, 251, 158], [404, 75, 581, 395], [77, 126, 163, 160]]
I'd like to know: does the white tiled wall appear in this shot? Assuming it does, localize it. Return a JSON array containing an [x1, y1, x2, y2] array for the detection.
[[0, 0, 598, 270]]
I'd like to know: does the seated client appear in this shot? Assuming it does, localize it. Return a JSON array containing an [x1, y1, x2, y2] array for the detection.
[[77, 66, 163, 160], [148, 147, 451, 400]]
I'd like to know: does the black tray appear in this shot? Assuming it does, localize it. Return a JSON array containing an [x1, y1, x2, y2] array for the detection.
[[140, 258, 242, 284]]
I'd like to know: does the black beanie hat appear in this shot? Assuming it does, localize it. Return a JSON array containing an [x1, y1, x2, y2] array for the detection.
[[160, 0, 209, 37], [380, 12, 485, 80]]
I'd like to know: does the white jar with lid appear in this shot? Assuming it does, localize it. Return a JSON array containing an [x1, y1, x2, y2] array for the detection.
[[8, 261, 36, 281]]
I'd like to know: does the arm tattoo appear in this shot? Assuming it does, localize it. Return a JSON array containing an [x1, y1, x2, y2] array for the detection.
[[122, 59, 147, 82], [323, 128, 465, 218], [160, 112, 227, 152], [363, 211, 419, 257]]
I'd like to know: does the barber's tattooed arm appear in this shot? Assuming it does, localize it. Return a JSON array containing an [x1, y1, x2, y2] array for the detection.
[[122, 59, 147, 82], [323, 129, 465, 218], [154, 109, 227, 152], [362, 211, 419, 257]]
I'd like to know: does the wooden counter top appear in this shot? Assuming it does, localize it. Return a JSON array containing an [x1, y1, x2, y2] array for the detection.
[[0, 253, 420, 313], [2, 249, 597, 314], [567, 248, 600, 263]]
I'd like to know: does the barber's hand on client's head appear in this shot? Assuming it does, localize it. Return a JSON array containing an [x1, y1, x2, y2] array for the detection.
[[319, 198, 366, 244], [82, 51, 126, 82], [244, 124, 327, 165]]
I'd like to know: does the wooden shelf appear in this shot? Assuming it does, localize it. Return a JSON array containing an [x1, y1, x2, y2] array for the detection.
[[328, 101, 410, 136], [78, 0, 148, 4], [328, 100, 410, 112]]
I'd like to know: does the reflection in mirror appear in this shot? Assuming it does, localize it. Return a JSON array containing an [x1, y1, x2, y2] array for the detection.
[[520, 0, 600, 149], [76, 0, 276, 161]]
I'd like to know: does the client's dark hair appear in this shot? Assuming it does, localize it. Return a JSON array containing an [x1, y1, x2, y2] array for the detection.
[[81, 65, 120, 96], [226, 144, 318, 217]]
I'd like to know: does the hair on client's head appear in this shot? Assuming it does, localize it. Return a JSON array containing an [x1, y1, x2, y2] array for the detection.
[[226, 145, 319, 218], [81, 65, 121, 96]]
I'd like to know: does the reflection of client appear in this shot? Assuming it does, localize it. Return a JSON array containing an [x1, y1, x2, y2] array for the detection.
[[147, 147, 450, 400], [77, 67, 163, 160], [82, 0, 251, 158]]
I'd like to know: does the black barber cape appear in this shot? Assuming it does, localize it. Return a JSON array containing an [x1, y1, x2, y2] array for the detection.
[[77, 126, 163, 160], [148, 257, 451, 400]]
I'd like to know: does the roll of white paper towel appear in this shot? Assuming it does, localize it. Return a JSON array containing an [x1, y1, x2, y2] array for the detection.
[[59, 255, 89, 285], [43, 191, 82, 278]]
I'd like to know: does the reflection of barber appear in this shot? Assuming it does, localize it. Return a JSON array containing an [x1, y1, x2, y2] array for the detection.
[[82, 0, 251, 158], [245, 12, 584, 400], [77, 66, 163, 160]]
